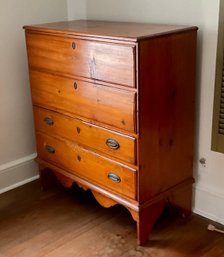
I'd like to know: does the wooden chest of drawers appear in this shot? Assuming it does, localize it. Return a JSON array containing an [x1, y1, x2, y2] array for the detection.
[[24, 20, 197, 245]]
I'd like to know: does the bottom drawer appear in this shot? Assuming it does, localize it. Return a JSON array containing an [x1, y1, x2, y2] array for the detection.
[[36, 132, 136, 199]]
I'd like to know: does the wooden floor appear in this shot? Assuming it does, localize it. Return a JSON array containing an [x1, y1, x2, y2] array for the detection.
[[0, 180, 224, 257]]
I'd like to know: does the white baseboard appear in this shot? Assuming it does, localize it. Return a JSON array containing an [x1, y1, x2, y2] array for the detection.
[[0, 153, 39, 194], [193, 184, 224, 225]]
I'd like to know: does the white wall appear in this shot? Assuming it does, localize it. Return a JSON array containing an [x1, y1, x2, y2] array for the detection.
[[67, 0, 86, 20], [0, 0, 68, 193], [67, 0, 224, 224]]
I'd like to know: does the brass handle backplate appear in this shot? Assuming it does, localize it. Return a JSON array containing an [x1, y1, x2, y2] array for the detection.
[[45, 145, 55, 154], [106, 138, 120, 150], [44, 117, 54, 126], [108, 172, 121, 183]]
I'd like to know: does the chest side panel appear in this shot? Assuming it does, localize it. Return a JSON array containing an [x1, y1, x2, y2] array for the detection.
[[138, 30, 197, 202]]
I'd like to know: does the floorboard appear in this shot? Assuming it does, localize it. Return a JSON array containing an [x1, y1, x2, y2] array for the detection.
[[0, 180, 223, 257]]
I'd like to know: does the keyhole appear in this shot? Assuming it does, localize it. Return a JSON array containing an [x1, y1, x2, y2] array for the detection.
[[76, 127, 81, 134], [72, 42, 76, 49], [74, 82, 78, 90], [77, 155, 81, 162]]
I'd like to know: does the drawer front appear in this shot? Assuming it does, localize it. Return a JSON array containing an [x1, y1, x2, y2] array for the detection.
[[30, 70, 136, 132], [36, 132, 136, 199], [26, 32, 135, 88], [34, 107, 136, 164]]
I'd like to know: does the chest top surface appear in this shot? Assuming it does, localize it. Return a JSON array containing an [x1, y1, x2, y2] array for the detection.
[[23, 19, 197, 42]]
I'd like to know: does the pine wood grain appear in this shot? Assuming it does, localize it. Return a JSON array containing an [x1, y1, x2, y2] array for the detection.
[[26, 31, 136, 87], [0, 181, 224, 257], [36, 132, 136, 199], [30, 70, 136, 132], [33, 106, 136, 164], [138, 30, 197, 202]]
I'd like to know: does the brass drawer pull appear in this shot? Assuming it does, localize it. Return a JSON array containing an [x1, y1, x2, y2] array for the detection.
[[108, 172, 121, 183], [106, 138, 120, 150], [45, 145, 55, 154], [44, 117, 54, 126]]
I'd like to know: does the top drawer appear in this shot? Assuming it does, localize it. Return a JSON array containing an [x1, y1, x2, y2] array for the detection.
[[25, 32, 136, 88]]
